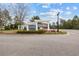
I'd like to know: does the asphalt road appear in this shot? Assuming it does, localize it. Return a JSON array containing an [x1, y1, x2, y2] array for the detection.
[[0, 30, 79, 56]]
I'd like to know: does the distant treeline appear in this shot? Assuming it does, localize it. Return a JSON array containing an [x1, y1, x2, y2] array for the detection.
[[50, 15, 79, 29], [59, 15, 79, 29]]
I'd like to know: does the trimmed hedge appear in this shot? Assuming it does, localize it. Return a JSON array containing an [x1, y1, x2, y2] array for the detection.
[[17, 30, 67, 34], [17, 30, 46, 34]]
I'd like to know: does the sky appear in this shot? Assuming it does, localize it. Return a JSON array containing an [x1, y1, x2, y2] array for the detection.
[[0, 3, 79, 22], [28, 3, 79, 22]]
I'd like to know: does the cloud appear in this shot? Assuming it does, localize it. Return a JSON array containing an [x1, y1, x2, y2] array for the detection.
[[66, 7, 70, 10], [41, 3, 50, 8], [50, 9, 63, 14], [65, 11, 72, 15], [59, 3, 63, 6], [42, 5, 48, 8], [40, 9, 63, 16], [40, 9, 63, 19], [40, 11, 56, 16], [73, 6, 78, 10], [40, 9, 64, 22], [32, 10, 36, 13], [66, 6, 78, 11]]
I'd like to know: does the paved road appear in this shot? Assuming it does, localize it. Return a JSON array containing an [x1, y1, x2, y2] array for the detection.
[[0, 30, 79, 56]]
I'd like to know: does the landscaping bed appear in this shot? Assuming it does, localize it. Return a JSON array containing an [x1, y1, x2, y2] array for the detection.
[[0, 29, 67, 34], [17, 30, 46, 34], [17, 30, 67, 34]]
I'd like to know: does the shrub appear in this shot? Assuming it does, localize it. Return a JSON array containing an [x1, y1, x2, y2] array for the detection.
[[4, 26, 11, 30], [50, 30, 56, 32], [17, 30, 46, 34], [17, 30, 67, 34], [45, 31, 67, 34], [44, 29, 56, 32]]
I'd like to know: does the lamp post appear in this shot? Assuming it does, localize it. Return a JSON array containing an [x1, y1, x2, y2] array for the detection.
[[57, 12, 60, 32]]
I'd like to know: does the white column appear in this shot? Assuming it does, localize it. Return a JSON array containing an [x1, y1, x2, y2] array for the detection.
[[22, 26, 24, 30], [47, 22, 50, 30], [36, 22, 38, 31], [18, 25, 20, 30], [26, 25, 29, 31], [21, 25, 23, 30], [18, 25, 21, 30]]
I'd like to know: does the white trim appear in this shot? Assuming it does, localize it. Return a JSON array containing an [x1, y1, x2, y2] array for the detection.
[[36, 22, 38, 31], [26, 25, 29, 31], [47, 22, 50, 30]]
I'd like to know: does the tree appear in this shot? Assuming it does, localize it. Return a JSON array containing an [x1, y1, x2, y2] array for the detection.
[[13, 3, 28, 24], [2, 9, 12, 26], [13, 15, 23, 29], [59, 15, 79, 29], [73, 15, 79, 20], [9, 3, 29, 29], [0, 8, 3, 30], [72, 15, 79, 29], [51, 22, 56, 29], [31, 16, 40, 22], [0, 4, 29, 30], [59, 18, 66, 29]]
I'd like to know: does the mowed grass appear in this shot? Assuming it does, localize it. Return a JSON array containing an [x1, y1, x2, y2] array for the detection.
[[0, 30, 18, 34]]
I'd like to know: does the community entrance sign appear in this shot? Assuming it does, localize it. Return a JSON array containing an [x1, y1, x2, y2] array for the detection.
[[18, 20, 50, 31]]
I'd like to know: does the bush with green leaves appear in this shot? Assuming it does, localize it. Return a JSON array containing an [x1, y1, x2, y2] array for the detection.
[[4, 25, 11, 30], [17, 30, 46, 34]]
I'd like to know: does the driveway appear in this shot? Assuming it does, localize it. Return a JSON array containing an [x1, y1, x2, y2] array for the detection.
[[0, 30, 79, 56]]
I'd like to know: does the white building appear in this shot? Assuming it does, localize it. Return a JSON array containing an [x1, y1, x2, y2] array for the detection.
[[18, 20, 50, 31]]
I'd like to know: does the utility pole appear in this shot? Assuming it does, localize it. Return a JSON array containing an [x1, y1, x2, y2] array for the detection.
[[57, 12, 60, 32]]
